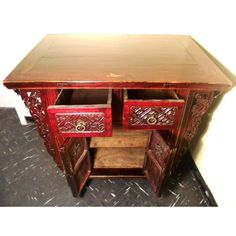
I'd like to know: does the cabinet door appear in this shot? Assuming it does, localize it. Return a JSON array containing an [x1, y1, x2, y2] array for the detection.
[[144, 131, 171, 196], [60, 138, 91, 197]]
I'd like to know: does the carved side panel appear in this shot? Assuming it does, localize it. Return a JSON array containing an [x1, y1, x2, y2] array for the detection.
[[17, 90, 54, 155], [178, 91, 215, 157], [129, 106, 178, 126]]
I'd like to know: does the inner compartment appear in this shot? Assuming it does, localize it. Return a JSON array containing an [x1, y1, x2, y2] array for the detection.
[[90, 123, 149, 148], [89, 123, 149, 169], [56, 89, 109, 105], [92, 147, 146, 169], [127, 89, 178, 100]]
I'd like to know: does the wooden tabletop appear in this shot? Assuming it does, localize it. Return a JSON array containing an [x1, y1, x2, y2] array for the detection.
[[3, 34, 232, 90]]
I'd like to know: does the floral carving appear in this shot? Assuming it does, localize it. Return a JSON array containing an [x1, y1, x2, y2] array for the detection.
[[179, 91, 215, 157], [17, 90, 54, 155], [184, 92, 214, 142]]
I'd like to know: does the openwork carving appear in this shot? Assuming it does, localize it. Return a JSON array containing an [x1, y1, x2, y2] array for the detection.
[[17, 90, 54, 155], [56, 113, 106, 133], [179, 91, 215, 157], [129, 106, 178, 126], [184, 92, 215, 142]]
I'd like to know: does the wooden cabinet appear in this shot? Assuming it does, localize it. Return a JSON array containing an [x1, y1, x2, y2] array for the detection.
[[3, 35, 232, 197]]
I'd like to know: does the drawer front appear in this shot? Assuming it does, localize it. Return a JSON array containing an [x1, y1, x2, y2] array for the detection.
[[48, 107, 112, 137], [123, 101, 183, 130]]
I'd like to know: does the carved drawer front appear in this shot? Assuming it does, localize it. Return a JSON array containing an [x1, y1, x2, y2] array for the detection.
[[47, 89, 112, 137], [123, 89, 184, 130]]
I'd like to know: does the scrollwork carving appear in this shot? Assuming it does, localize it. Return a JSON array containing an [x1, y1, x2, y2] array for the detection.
[[184, 92, 214, 142], [17, 90, 54, 155], [179, 91, 215, 157]]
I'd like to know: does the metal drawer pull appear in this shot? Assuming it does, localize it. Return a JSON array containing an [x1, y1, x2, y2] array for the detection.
[[147, 116, 157, 125], [76, 120, 86, 132]]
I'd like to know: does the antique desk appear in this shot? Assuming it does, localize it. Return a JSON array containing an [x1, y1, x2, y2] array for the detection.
[[3, 35, 232, 197]]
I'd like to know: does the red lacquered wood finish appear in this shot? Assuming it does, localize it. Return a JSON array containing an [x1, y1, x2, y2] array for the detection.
[[3, 35, 232, 197], [174, 91, 216, 168], [147, 131, 172, 170], [47, 89, 112, 138], [4, 35, 232, 90], [144, 131, 171, 196], [123, 89, 184, 130], [60, 138, 91, 196], [48, 106, 112, 138], [144, 151, 163, 195]]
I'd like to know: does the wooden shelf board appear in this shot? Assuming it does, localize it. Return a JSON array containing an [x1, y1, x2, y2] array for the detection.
[[90, 167, 145, 178], [89, 175, 146, 179], [93, 147, 146, 169], [90, 124, 149, 148]]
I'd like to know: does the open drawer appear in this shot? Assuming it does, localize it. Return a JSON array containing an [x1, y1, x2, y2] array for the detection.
[[47, 89, 112, 137], [123, 89, 184, 130]]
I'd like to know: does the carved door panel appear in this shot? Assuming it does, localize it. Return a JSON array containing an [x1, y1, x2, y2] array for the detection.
[[144, 131, 171, 196], [60, 138, 91, 197]]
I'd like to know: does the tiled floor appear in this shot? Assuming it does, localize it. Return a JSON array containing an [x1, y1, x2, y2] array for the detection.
[[0, 108, 214, 206]]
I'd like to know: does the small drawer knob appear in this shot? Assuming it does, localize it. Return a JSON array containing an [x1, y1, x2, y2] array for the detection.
[[76, 120, 86, 132], [147, 116, 157, 125]]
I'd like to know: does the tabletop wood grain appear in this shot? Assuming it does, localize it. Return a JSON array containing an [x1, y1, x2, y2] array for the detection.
[[3, 34, 232, 89]]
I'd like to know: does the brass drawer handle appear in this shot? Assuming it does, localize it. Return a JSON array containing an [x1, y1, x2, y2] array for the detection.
[[147, 116, 157, 125], [76, 120, 86, 132]]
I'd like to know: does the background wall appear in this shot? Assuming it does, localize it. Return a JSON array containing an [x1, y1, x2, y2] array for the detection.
[[0, 0, 235, 206]]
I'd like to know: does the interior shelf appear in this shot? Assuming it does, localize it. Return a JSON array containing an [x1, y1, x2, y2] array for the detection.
[[89, 122, 148, 177], [89, 123, 149, 148], [92, 147, 146, 169]]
